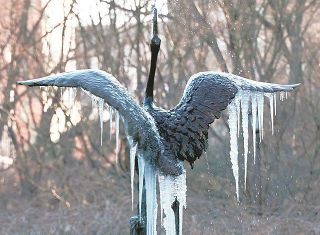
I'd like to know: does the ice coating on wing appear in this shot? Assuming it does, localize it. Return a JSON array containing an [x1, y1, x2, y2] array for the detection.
[[145, 161, 158, 235], [159, 172, 187, 235], [240, 90, 250, 188], [228, 100, 239, 200], [17, 69, 168, 235], [17, 70, 161, 156], [187, 72, 300, 95]]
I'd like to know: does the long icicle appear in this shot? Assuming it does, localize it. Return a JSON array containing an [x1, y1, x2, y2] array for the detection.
[[82, 88, 105, 146], [257, 92, 264, 142], [267, 93, 274, 135], [241, 91, 250, 189], [251, 92, 258, 163], [98, 98, 104, 146], [159, 174, 175, 235], [144, 161, 157, 235], [115, 110, 120, 164], [228, 99, 239, 201], [159, 171, 187, 235], [177, 172, 187, 235], [130, 142, 138, 210], [235, 96, 241, 137], [138, 155, 145, 220], [274, 93, 277, 116], [109, 106, 113, 140]]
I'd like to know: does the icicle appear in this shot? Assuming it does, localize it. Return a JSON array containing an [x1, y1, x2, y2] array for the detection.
[[81, 88, 113, 146], [115, 110, 120, 164], [257, 92, 264, 142], [235, 94, 241, 137], [60, 87, 64, 98], [67, 87, 71, 100], [159, 171, 186, 235], [235, 95, 243, 137], [144, 161, 157, 235], [228, 100, 239, 201], [251, 92, 258, 163], [98, 98, 104, 146], [285, 91, 288, 99], [109, 106, 113, 140], [159, 176, 164, 223], [224, 79, 293, 202], [159, 175, 174, 235], [130, 142, 137, 210], [241, 91, 250, 188], [274, 93, 277, 116], [177, 175, 186, 235], [67, 88, 77, 107], [280, 92, 284, 101], [138, 155, 145, 220], [69, 88, 73, 102]]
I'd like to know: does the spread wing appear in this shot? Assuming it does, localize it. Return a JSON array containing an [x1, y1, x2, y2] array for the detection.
[[17, 69, 162, 159], [154, 71, 300, 167]]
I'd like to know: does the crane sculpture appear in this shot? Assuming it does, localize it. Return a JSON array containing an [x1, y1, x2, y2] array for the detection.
[[17, 8, 299, 235]]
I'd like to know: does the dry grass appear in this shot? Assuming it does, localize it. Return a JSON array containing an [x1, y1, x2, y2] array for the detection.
[[0, 162, 319, 235]]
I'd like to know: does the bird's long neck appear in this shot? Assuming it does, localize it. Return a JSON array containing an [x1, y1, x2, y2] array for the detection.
[[144, 8, 161, 107]]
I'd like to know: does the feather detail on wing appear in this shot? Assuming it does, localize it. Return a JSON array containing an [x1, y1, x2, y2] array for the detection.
[[153, 72, 300, 168], [17, 69, 163, 165]]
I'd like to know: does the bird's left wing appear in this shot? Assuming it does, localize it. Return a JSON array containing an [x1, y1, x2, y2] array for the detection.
[[17, 69, 162, 156], [156, 71, 299, 168]]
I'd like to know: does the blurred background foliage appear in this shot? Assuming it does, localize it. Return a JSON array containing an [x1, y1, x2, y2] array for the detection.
[[0, 0, 319, 234]]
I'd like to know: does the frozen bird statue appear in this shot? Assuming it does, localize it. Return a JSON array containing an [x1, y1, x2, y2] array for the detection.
[[17, 8, 300, 235]]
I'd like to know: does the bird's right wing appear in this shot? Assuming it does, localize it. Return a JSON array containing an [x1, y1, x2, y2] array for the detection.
[[159, 72, 300, 167], [17, 69, 162, 156]]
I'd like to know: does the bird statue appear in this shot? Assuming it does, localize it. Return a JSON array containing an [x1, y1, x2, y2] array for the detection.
[[17, 8, 299, 235]]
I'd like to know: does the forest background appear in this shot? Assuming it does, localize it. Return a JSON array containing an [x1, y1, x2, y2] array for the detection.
[[0, 0, 319, 234]]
